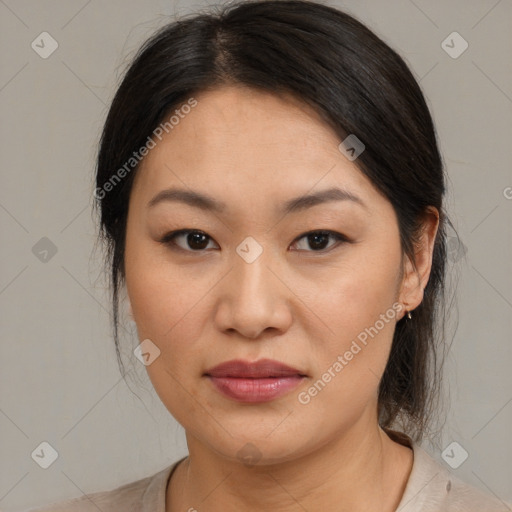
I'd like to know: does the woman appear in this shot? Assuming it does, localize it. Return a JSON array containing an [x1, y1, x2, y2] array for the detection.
[[30, 0, 509, 510]]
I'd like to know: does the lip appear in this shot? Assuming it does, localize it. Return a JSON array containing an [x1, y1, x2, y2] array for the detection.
[[205, 358, 306, 378], [204, 358, 307, 403]]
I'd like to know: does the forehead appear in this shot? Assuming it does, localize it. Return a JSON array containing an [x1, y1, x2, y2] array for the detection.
[[131, 85, 380, 212]]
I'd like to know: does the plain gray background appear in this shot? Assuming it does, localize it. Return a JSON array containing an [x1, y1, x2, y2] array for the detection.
[[0, 0, 511, 510]]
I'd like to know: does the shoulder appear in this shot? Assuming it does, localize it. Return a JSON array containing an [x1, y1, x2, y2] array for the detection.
[[26, 459, 183, 512], [397, 442, 511, 512]]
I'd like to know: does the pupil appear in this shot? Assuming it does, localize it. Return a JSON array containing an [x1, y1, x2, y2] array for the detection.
[[188, 232, 208, 250], [309, 233, 328, 250]]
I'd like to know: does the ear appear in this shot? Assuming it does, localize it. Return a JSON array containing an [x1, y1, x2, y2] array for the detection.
[[398, 206, 440, 318]]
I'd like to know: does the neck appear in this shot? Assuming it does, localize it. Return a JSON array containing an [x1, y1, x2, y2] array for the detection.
[[167, 418, 413, 512]]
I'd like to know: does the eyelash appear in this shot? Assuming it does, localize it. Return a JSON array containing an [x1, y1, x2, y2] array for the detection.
[[159, 229, 350, 254]]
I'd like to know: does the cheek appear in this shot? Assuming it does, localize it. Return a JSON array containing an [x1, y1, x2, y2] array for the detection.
[[125, 232, 196, 336], [298, 242, 402, 405], [125, 244, 219, 386], [303, 240, 402, 347], [125, 255, 211, 424], [127, 264, 205, 348]]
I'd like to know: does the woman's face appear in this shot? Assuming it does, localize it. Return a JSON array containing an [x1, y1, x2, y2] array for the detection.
[[124, 85, 427, 463]]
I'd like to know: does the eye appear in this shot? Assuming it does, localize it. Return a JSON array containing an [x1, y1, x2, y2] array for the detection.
[[160, 229, 349, 254], [291, 230, 349, 253], [160, 229, 218, 252]]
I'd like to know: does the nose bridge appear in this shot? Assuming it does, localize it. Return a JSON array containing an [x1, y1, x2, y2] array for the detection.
[[233, 235, 273, 301]]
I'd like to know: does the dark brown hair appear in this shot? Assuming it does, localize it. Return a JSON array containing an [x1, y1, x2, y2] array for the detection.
[[94, 0, 454, 443]]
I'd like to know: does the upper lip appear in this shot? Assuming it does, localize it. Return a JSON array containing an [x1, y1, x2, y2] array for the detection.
[[205, 358, 306, 378]]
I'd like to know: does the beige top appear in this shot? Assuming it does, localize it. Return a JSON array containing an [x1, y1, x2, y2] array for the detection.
[[28, 440, 510, 512]]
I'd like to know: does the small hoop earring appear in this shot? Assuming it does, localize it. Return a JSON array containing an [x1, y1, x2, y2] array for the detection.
[[406, 311, 412, 320]]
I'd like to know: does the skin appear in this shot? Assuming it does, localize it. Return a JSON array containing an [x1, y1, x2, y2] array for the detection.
[[124, 85, 439, 512]]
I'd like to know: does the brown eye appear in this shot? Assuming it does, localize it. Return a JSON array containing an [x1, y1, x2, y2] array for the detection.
[[292, 230, 348, 253], [160, 229, 348, 254], [161, 230, 217, 252]]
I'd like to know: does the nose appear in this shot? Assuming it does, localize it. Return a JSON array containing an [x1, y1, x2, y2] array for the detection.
[[214, 248, 293, 340]]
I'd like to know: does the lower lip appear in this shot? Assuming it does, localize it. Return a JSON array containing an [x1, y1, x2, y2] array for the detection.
[[207, 375, 305, 402]]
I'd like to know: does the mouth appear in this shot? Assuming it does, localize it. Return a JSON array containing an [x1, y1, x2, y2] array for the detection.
[[204, 358, 307, 403]]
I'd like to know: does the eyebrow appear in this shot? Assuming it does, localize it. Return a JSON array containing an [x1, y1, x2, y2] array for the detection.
[[147, 186, 366, 214]]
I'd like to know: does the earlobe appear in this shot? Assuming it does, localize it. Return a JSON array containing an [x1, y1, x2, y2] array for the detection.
[[398, 254, 422, 319]]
